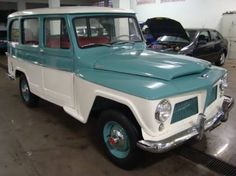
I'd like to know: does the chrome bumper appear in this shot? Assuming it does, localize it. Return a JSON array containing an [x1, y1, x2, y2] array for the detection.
[[137, 96, 234, 153]]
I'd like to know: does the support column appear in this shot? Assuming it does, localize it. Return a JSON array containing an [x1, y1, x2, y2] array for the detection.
[[104, 0, 109, 7], [112, 0, 130, 9], [48, 0, 60, 8], [17, 0, 26, 11]]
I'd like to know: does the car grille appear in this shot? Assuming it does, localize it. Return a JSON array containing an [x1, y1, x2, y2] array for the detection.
[[206, 86, 218, 107], [171, 97, 198, 124]]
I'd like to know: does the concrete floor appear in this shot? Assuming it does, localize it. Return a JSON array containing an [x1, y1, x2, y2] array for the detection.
[[0, 54, 235, 176]]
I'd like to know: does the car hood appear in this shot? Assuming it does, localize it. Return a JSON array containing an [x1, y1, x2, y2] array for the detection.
[[94, 49, 211, 81], [145, 17, 189, 41]]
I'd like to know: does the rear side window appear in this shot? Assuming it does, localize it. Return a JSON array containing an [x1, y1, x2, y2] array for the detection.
[[211, 31, 223, 41], [22, 18, 39, 45], [44, 18, 71, 49], [9, 20, 20, 42]]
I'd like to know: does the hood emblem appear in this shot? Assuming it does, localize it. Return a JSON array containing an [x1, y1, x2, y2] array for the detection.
[[201, 74, 209, 78]]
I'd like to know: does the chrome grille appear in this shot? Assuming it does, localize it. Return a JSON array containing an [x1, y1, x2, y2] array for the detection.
[[206, 86, 217, 107], [171, 97, 198, 124]]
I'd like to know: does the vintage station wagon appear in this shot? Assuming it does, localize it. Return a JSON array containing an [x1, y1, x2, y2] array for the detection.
[[7, 7, 234, 169]]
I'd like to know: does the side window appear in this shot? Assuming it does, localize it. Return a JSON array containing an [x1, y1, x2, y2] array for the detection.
[[45, 18, 71, 49], [9, 19, 20, 43], [210, 31, 217, 41], [216, 31, 223, 40], [210, 31, 222, 41], [22, 18, 39, 45], [198, 31, 210, 42]]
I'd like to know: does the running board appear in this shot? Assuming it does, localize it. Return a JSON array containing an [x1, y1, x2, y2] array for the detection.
[[63, 106, 86, 123]]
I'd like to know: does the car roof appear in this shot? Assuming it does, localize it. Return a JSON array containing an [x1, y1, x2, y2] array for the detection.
[[8, 6, 134, 18], [185, 28, 218, 32]]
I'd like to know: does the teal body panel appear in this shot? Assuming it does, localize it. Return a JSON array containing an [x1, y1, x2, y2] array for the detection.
[[77, 65, 225, 101], [94, 50, 210, 81], [8, 15, 75, 72], [7, 12, 227, 102]]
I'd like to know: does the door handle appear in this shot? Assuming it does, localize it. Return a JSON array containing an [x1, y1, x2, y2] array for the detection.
[[40, 49, 44, 53]]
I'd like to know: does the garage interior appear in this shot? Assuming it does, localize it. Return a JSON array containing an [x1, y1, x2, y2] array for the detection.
[[0, 0, 236, 175]]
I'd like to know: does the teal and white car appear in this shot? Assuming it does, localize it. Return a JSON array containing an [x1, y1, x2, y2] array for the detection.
[[7, 7, 234, 169]]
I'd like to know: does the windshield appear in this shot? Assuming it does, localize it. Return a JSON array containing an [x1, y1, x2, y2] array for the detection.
[[186, 30, 198, 42], [73, 16, 143, 48], [156, 35, 189, 43]]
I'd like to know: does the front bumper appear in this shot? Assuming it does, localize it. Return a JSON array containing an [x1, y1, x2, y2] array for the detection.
[[137, 96, 234, 153]]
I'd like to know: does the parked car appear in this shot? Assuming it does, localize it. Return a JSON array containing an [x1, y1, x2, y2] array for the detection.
[[7, 7, 234, 169], [141, 17, 228, 66], [0, 29, 7, 53], [184, 28, 228, 66]]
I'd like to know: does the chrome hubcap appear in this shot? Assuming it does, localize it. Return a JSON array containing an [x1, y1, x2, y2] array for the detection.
[[103, 121, 130, 158], [21, 79, 30, 101], [108, 129, 125, 148]]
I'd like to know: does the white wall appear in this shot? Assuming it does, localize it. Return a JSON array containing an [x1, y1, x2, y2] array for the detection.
[[131, 0, 236, 30], [112, 0, 130, 9]]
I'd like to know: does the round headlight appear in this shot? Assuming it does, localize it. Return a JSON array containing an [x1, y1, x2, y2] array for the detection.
[[220, 73, 228, 91], [155, 99, 172, 122]]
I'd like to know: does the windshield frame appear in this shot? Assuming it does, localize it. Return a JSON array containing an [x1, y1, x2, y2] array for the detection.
[[72, 14, 144, 49], [185, 29, 198, 42]]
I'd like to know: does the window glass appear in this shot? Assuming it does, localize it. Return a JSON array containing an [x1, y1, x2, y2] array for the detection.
[[45, 18, 71, 49], [211, 31, 223, 41], [74, 18, 87, 37], [186, 30, 197, 42], [89, 18, 108, 37], [198, 31, 210, 42], [73, 16, 142, 48], [22, 18, 39, 45], [10, 20, 20, 42], [217, 32, 223, 40]]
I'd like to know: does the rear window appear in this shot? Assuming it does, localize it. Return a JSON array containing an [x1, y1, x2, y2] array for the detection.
[[210, 31, 223, 41]]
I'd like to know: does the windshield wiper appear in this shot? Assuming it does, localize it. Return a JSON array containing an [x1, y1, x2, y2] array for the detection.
[[81, 43, 111, 48]]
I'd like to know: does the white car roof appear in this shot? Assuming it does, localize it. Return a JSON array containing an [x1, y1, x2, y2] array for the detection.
[[8, 6, 134, 18]]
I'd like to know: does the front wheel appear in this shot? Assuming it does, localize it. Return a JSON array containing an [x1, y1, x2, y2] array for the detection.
[[19, 74, 39, 107], [215, 52, 226, 66], [97, 110, 141, 169]]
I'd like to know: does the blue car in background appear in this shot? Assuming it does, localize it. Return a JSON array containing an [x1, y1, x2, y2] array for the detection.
[[0, 29, 7, 53]]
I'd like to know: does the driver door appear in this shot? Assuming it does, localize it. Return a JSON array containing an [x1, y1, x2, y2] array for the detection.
[[193, 30, 215, 62]]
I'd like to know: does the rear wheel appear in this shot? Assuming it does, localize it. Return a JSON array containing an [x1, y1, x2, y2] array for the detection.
[[216, 52, 226, 66], [98, 110, 140, 169], [19, 74, 39, 107]]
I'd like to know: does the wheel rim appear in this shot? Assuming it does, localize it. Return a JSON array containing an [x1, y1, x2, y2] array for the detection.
[[21, 78, 30, 102], [220, 53, 225, 65], [103, 121, 130, 159]]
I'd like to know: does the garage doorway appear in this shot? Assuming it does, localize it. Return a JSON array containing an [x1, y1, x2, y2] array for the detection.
[[221, 13, 236, 59]]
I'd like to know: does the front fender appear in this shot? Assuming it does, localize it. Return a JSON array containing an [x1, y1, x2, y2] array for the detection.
[[75, 76, 159, 137]]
